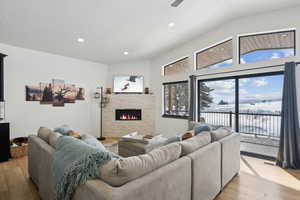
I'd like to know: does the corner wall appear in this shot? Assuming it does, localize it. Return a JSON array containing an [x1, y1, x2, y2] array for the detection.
[[0, 43, 108, 138], [150, 6, 300, 137]]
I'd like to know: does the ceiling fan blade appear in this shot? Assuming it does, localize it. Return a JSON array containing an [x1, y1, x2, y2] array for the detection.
[[171, 0, 184, 7]]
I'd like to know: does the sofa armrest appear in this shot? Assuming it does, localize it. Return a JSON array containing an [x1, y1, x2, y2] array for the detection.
[[28, 135, 56, 200], [187, 142, 221, 200], [73, 156, 192, 200], [219, 133, 240, 188], [28, 135, 42, 185]]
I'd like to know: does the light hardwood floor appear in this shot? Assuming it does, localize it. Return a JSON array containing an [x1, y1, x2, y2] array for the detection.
[[0, 155, 299, 200]]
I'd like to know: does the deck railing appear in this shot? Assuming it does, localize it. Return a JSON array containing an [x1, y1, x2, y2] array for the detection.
[[200, 111, 281, 138]]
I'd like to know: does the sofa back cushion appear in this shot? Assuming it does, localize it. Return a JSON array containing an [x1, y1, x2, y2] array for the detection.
[[99, 142, 182, 187], [49, 132, 62, 148], [210, 127, 232, 142], [180, 131, 211, 156], [38, 127, 54, 144]]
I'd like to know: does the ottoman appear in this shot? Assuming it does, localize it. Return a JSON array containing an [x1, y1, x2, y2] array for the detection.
[[118, 138, 166, 157]]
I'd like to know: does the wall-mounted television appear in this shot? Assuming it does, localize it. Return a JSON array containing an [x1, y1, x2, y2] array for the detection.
[[113, 76, 144, 93]]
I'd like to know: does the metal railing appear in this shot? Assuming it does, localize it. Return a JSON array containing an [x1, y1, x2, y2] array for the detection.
[[200, 111, 281, 138]]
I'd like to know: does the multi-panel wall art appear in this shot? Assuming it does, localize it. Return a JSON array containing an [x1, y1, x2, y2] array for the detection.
[[25, 79, 85, 107]]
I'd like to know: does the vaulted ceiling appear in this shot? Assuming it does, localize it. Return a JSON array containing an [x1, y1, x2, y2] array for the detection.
[[0, 0, 299, 64]]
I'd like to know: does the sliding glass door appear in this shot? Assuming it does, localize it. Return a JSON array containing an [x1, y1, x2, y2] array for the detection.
[[198, 78, 236, 128], [238, 75, 283, 138], [198, 72, 284, 139]]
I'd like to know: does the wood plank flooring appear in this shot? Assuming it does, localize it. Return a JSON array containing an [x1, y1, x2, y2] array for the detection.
[[0, 155, 299, 200]]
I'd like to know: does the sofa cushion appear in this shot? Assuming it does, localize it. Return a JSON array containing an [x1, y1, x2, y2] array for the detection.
[[38, 127, 54, 143], [210, 127, 232, 141], [49, 132, 62, 148], [99, 142, 182, 187], [180, 131, 211, 156]]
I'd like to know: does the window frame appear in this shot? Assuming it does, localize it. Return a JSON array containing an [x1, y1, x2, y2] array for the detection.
[[197, 71, 284, 132], [162, 80, 189, 119], [238, 29, 296, 64], [194, 37, 233, 70], [162, 56, 189, 76]]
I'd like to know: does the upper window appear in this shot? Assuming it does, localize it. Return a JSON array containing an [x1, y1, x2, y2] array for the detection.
[[196, 39, 233, 70], [163, 81, 189, 118], [163, 57, 189, 76], [239, 30, 295, 64]]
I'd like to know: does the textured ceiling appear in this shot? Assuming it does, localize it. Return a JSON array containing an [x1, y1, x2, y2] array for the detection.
[[0, 0, 299, 64]]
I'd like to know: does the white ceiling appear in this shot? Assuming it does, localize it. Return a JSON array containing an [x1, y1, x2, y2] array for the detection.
[[0, 0, 299, 64]]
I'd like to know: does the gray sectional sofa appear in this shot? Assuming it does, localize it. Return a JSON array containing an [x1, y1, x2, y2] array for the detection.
[[28, 128, 240, 200]]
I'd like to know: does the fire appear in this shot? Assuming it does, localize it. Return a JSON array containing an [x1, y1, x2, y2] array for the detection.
[[120, 114, 138, 120]]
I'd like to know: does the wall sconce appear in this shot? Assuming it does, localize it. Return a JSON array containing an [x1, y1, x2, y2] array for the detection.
[[94, 87, 101, 99]]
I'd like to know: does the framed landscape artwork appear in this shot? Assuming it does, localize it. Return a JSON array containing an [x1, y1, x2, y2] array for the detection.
[[25, 79, 85, 107]]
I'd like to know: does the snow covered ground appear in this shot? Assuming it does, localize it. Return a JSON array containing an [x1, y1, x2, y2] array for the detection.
[[201, 101, 282, 137]]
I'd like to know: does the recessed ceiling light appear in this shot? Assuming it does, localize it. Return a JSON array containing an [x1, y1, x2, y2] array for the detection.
[[77, 38, 85, 43], [169, 22, 175, 28], [281, 34, 288, 37], [123, 51, 129, 55]]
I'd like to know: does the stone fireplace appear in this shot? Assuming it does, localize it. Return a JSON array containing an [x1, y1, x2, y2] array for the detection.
[[115, 109, 142, 121], [103, 94, 155, 137]]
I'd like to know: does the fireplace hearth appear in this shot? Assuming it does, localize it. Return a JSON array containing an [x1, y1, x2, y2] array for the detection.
[[115, 109, 142, 121]]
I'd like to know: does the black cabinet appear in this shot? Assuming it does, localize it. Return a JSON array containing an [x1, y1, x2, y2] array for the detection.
[[0, 123, 10, 162]]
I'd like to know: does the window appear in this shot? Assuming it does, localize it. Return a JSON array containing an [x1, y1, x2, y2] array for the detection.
[[163, 57, 189, 76], [196, 39, 233, 70], [239, 30, 295, 64], [163, 81, 189, 118], [198, 72, 283, 138]]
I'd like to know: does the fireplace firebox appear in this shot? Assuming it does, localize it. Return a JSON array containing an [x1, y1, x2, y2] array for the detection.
[[115, 109, 142, 121]]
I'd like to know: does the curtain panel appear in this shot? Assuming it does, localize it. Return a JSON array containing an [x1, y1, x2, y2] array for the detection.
[[276, 62, 300, 169]]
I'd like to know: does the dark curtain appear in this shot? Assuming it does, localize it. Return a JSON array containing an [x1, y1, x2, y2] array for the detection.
[[276, 62, 300, 169], [189, 75, 197, 123]]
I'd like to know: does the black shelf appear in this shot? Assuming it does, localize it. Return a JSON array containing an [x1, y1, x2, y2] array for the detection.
[[0, 123, 10, 162]]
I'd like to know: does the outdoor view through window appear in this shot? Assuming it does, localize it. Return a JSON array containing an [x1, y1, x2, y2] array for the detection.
[[239, 30, 295, 64], [199, 74, 283, 138], [163, 81, 189, 118]]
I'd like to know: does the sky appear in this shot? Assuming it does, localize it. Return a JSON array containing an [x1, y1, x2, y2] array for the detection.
[[202, 48, 292, 110]]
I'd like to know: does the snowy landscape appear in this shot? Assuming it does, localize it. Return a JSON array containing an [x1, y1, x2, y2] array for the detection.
[[200, 73, 283, 138]]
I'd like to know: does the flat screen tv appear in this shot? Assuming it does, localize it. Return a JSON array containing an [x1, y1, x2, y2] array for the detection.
[[113, 76, 144, 93]]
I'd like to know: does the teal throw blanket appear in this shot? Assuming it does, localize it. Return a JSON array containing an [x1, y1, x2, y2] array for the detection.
[[53, 136, 117, 200]]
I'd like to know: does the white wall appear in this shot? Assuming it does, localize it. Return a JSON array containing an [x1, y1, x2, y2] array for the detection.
[[107, 60, 151, 90], [150, 6, 300, 137], [0, 43, 108, 139]]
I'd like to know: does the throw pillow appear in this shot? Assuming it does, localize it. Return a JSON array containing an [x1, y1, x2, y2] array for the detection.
[[53, 125, 72, 136], [68, 131, 81, 139], [164, 135, 181, 145], [81, 134, 107, 152], [210, 127, 232, 141], [181, 131, 194, 140], [180, 131, 211, 156], [194, 124, 211, 135]]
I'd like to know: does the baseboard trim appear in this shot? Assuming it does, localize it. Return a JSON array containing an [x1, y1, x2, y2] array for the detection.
[[240, 151, 276, 161]]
